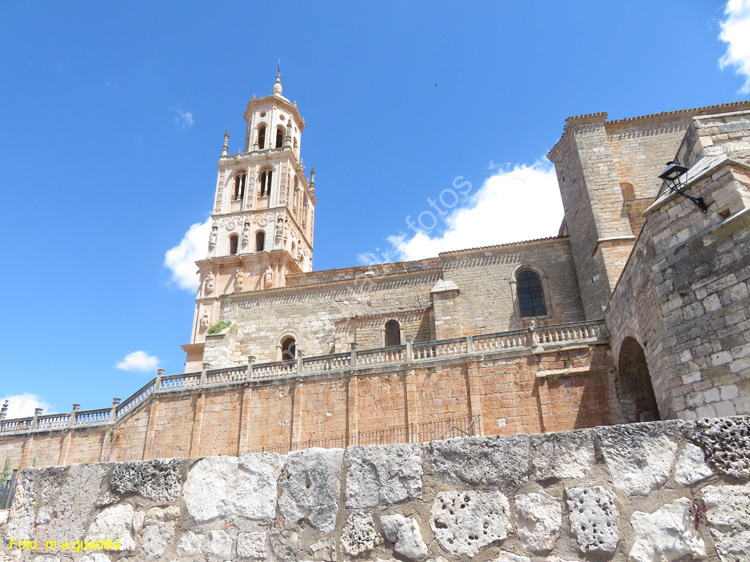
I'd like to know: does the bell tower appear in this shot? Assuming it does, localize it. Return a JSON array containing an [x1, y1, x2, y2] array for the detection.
[[182, 73, 317, 371]]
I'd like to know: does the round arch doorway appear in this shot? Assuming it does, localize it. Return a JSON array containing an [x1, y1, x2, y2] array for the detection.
[[617, 337, 660, 422]]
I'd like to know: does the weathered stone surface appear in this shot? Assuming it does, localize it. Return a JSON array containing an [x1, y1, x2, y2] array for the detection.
[[183, 453, 282, 522], [208, 529, 234, 557], [595, 422, 682, 495], [702, 483, 750, 560], [545, 557, 577, 562], [430, 490, 511, 557], [428, 434, 529, 493], [381, 514, 428, 560], [629, 497, 706, 562], [346, 444, 422, 508], [309, 537, 336, 561], [6, 464, 109, 544], [78, 554, 111, 562], [177, 530, 206, 555], [340, 512, 382, 556], [0, 510, 8, 526], [491, 553, 530, 562], [279, 447, 343, 533], [696, 416, 750, 478], [269, 528, 301, 562], [514, 491, 562, 552], [237, 531, 267, 560], [110, 458, 182, 502], [85, 503, 136, 551], [674, 442, 715, 485], [530, 430, 595, 480], [566, 486, 619, 553], [141, 505, 180, 558]]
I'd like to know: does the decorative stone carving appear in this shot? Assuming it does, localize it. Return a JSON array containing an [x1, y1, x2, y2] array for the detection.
[[208, 226, 218, 251], [235, 269, 244, 292], [242, 221, 251, 245], [429, 490, 512, 557], [264, 266, 274, 288], [204, 272, 215, 294], [200, 311, 210, 328], [275, 216, 285, 245], [565, 486, 619, 554]]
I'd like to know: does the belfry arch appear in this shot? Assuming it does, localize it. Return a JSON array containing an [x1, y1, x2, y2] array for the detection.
[[616, 337, 660, 423]]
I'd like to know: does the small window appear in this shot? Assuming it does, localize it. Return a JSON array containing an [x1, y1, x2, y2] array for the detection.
[[281, 336, 296, 360], [275, 127, 284, 148], [256, 230, 265, 252], [229, 234, 239, 255], [260, 170, 273, 197], [257, 124, 266, 149], [385, 320, 401, 347], [233, 172, 246, 200], [517, 270, 546, 317]]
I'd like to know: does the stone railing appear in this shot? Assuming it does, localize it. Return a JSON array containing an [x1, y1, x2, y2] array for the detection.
[[0, 320, 607, 435]]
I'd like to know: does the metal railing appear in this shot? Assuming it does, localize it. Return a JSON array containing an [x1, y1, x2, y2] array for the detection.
[[250, 415, 482, 454], [0, 320, 607, 435]]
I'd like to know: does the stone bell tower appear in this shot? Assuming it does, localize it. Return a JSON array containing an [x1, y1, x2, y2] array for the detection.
[[182, 73, 317, 371]]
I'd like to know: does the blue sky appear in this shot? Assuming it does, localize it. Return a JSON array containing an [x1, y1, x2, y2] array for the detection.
[[1, 1, 749, 417]]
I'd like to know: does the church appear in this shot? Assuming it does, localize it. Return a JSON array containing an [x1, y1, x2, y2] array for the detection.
[[0, 76, 749, 465]]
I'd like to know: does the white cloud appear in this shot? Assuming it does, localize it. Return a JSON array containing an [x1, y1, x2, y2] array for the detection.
[[116, 350, 161, 372], [171, 107, 195, 128], [1, 393, 55, 419], [359, 160, 562, 263], [164, 219, 211, 291], [719, 0, 750, 93]]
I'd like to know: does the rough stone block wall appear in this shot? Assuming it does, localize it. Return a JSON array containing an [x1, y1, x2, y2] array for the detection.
[[3, 417, 750, 562]]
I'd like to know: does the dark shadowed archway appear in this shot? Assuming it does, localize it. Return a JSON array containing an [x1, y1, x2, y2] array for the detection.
[[617, 337, 660, 422]]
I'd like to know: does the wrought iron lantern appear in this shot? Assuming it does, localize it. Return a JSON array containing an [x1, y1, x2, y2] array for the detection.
[[658, 161, 708, 213]]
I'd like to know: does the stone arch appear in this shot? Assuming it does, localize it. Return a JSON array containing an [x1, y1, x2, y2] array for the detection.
[[616, 336, 660, 423], [509, 263, 552, 319], [279, 334, 297, 361]]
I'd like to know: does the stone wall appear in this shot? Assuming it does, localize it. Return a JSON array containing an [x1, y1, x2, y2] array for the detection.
[[2, 417, 750, 562], [206, 239, 586, 365], [0, 339, 620, 472]]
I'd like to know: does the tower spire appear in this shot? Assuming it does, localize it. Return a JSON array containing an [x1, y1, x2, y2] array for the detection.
[[273, 60, 283, 95]]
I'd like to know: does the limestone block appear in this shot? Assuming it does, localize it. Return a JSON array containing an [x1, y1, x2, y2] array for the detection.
[[702, 483, 750, 561], [177, 530, 206, 555], [674, 442, 715, 485], [346, 444, 422, 508], [0, 510, 8, 526], [595, 422, 682, 495], [141, 505, 180, 558], [530, 430, 595, 480], [629, 497, 706, 562], [491, 553, 530, 562], [183, 453, 282, 522], [545, 558, 577, 562], [237, 531, 267, 560], [279, 447, 343, 534], [427, 434, 529, 493], [565, 486, 619, 554], [430, 490, 511, 557], [269, 528, 302, 562], [381, 514, 428, 560], [4, 471, 35, 540], [696, 416, 750, 478], [85, 503, 136, 551], [340, 512, 382, 556], [110, 458, 182, 502], [514, 491, 562, 552], [309, 537, 336, 561], [208, 529, 234, 558]]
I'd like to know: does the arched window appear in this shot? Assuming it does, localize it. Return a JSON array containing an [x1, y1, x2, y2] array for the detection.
[[233, 172, 246, 200], [257, 124, 266, 149], [517, 270, 546, 317], [275, 127, 284, 148], [259, 170, 272, 197], [281, 336, 297, 360], [256, 230, 265, 252], [229, 234, 239, 255], [385, 320, 401, 347]]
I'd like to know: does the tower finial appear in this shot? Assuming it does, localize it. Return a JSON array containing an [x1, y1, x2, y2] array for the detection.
[[273, 64, 283, 96], [222, 129, 229, 157], [310, 166, 315, 193]]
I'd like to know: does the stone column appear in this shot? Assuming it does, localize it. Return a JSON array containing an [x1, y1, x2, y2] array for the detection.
[[110, 398, 121, 423], [155, 368, 164, 393], [31, 408, 42, 430], [246, 355, 256, 380]]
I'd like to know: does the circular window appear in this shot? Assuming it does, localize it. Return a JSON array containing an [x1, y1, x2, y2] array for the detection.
[[260, 112, 266, 117]]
